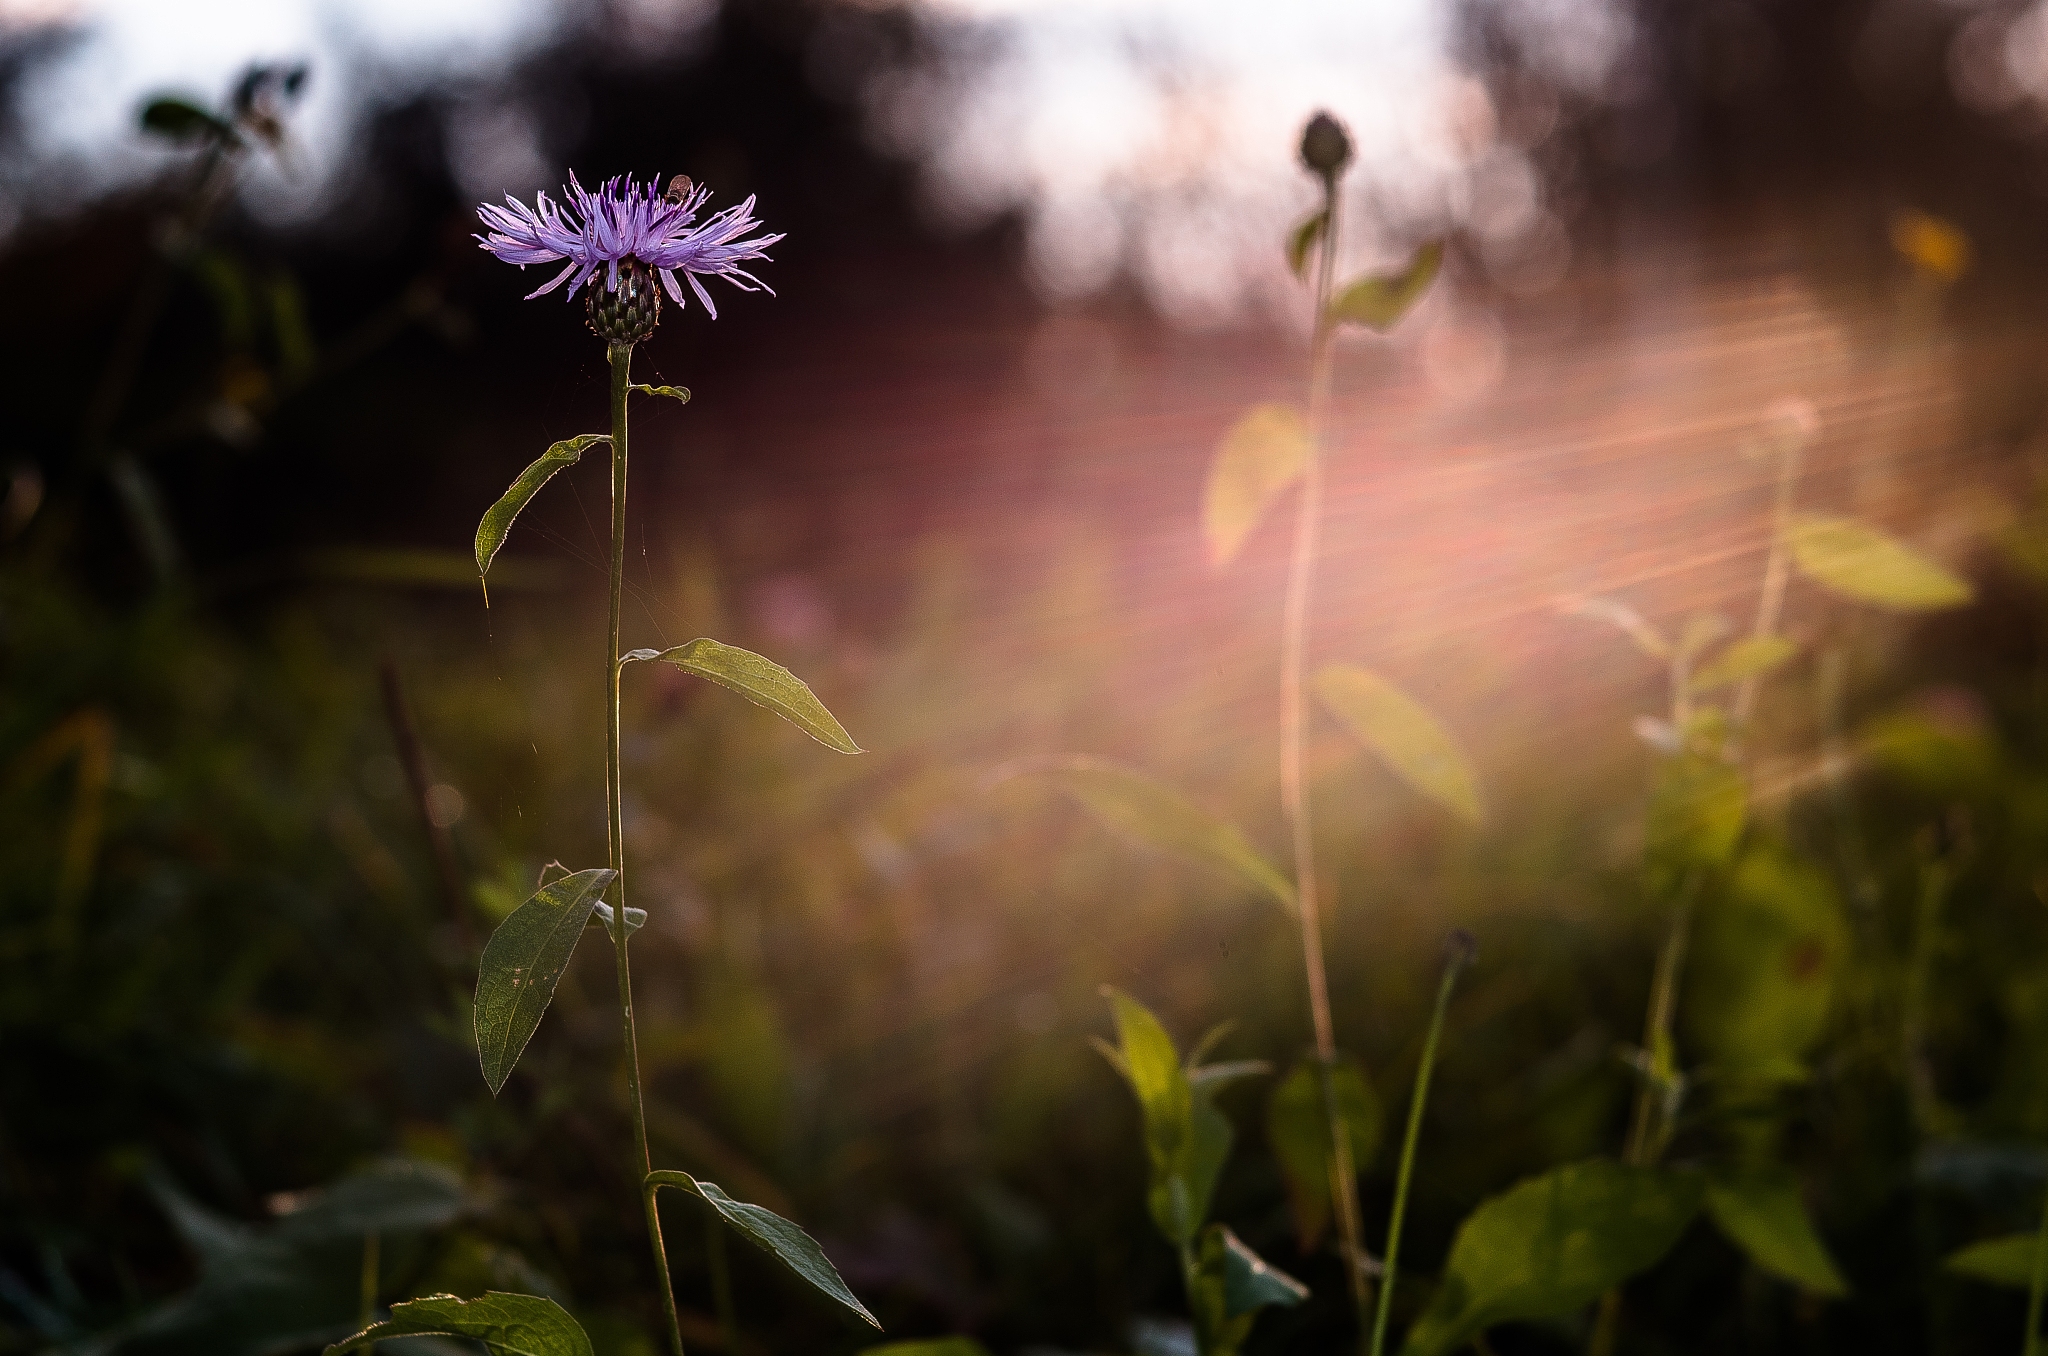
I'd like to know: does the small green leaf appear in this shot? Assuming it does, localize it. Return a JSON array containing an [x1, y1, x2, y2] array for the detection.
[[1946, 1234, 2042, 1287], [475, 435, 609, 584], [621, 637, 860, 753], [474, 868, 615, 1096], [630, 384, 691, 403], [1688, 635, 1798, 694], [1399, 1161, 1702, 1356], [1644, 751, 1746, 883], [1684, 845, 1847, 1076], [860, 1341, 990, 1356], [1783, 513, 1973, 612], [1327, 241, 1443, 332], [1314, 665, 1482, 824], [1101, 988, 1233, 1246], [325, 1292, 591, 1356], [1204, 404, 1312, 566], [1557, 595, 1670, 660], [1039, 757, 1294, 912], [1286, 210, 1329, 280], [140, 95, 237, 144], [1266, 1058, 1381, 1252], [646, 1171, 879, 1327], [1702, 1170, 1847, 1297], [1205, 1225, 1309, 1317]]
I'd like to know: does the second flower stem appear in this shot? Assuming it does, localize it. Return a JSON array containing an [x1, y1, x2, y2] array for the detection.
[[606, 341, 687, 1356]]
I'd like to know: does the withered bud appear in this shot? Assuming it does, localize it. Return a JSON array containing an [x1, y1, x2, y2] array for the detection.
[[1299, 111, 1352, 179]]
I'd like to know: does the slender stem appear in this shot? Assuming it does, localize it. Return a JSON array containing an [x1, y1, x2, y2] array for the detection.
[[707, 1214, 739, 1354], [1368, 946, 1469, 1356], [1733, 436, 1803, 728], [2027, 1179, 2048, 1356], [359, 1230, 380, 1326], [1281, 169, 1371, 1343], [606, 342, 686, 1356]]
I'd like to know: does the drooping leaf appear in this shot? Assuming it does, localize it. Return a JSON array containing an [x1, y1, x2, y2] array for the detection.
[[860, 1341, 990, 1356], [621, 637, 860, 753], [475, 435, 609, 585], [1203, 404, 1312, 566], [1684, 845, 1847, 1077], [1688, 636, 1798, 695], [630, 384, 691, 404], [1266, 1058, 1382, 1251], [326, 1292, 592, 1356], [1702, 1170, 1847, 1297], [1286, 210, 1328, 280], [1782, 513, 1973, 612], [140, 95, 237, 144], [1039, 757, 1294, 912], [474, 868, 616, 1096], [1556, 595, 1670, 660], [1314, 665, 1482, 824], [1207, 1225, 1309, 1317], [1946, 1234, 2043, 1287], [1327, 241, 1443, 332], [645, 1171, 879, 1327], [1399, 1161, 1702, 1356]]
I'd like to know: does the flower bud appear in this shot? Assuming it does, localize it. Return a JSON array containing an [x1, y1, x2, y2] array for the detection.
[[1299, 111, 1352, 178], [1444, 927, 1478, 970], [586, 256, 661, 344]]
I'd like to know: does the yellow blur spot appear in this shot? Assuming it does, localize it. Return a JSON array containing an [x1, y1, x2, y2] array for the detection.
[[1890, 209, 1971, 283]]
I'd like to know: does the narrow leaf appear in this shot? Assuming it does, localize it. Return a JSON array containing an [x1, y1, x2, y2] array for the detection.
[[1188, 1060, 1272, 1093], [1399, 1161, 1702, 1356], [325, 1292, 591, 1356], [1783, 513, 1973, 612], [1703, 1170, 1847, 1297], [1556, 595, 1670, 660], [1040, 757, 1294, 912], [476, 435, 609, 583], [1266, 1058, 1381, 1252], [1688, 635, 1798, 695], [474, 868, 615, 1096], [1286, 210, 1328, 281], [1203, 404, 1312, 566], [622, 637, 860, 753], [141, 95, 237, 144], [646, 1171, 879, 1327], [1946, 1234, 2041, 1287], [1314, 665, 1482, 824], [1327, 241, 1443, 332], [1205, 1225, 1309, 1317], [630, 384, 692, 404]]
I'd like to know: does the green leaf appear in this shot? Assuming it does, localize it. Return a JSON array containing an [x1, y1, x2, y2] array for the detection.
[[1207, 1224, 1309, 1317], [326, 1292, 592, 1356], [1101, 988, 1234, 1246], [630, 384, 692, 403], [1702, 1170, 1847, 1297], [140, 95, 237, 144], [621, 637, 861, 754], [645, 1171, 879, 1328], [1286, 210, 1329, 280], [474, 868, 616, 1096], [475, 435, 609, 585], [1688, 635, 1798, 695], [277, 1158, 468, 1241], [1314, 665, 1482, 824], [1683, 845, 1847, 1076], [1039, 757, 1294, 912], [1946, 1233, 2043, 1287], [1327, 241, 1443, 332], [1204, 404, 1312, 566], [1399, 1160, 1702, 1356], [1644, 751, 1746, 884], [1783, 513, 1973, 612], [860, 1341, 990, 1356], [1266, 1058, 1381, 1252]]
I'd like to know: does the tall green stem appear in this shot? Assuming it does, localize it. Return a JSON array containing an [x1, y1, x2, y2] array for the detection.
[[1281, 169, 1370, 1345], [2025, 1181, 2048, 1356], [1368, 943, 1469, 1356], [606, 342, 686, 1356]]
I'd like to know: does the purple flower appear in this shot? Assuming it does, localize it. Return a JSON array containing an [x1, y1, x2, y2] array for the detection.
[[475, 172, 781, 319]]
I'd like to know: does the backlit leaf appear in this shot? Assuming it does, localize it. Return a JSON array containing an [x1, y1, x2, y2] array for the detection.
[[1204, 404, 1312, 566], [646, 1171, 879, 1327], [1703, 1170, 1847, 1297], [1946, 1234, 2042, 1287], [1315, 665, 1482, 824], [1688, 636, 1798, 695], [1644, 751, 1745, 884], [1207, 1225, 1308, 1317], [1783, 513, 1973, 612], [630, 384, 691, 403], [1327, 241, 1443, 332], [1266, 1058, 1381, 1252], [1286, 210, 1328, 280], [1102, 989, 1234, 1246], [474, 868, 615, 1096], [621, 637, 860, 753], [326, 1292, 591, 1356], [1399, 1160, 1702, 1356], [1557, 595, 1670, 660], [1041, 757, 1294, 912], [475, 435, 608, 585], [1684, 846, 1847, 1076]]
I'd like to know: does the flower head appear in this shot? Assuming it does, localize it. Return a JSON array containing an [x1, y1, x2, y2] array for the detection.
[[475, 172, 782, 321]]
